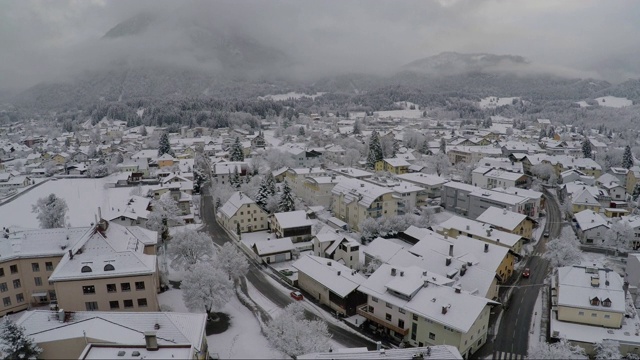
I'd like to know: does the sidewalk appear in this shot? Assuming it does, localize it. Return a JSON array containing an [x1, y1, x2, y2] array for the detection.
[[528, 289, 544, 354]]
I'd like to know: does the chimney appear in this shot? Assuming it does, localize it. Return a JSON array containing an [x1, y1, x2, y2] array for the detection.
[[391, 268, 397, 276], [57, 309, 65, 322], [337, 271, 341, 276], [422, 271, 427, 277], [376, 341, 382, 351], [327, 261, 331, 266], [98, 207, 102, 221], [486, 228, 492, 237], [441, 306, 448, 315], [484, 243, 489, 253], [446, 257, 452, 266], [454, 286, 461, 294], [68, 249, 73, 260], [423, 280, 429, 288], [400, 271, 404, 277], [503, 208, 507, 215], [460, 263, 467, 276], [449, 244, 454, 257], [465, 225, 470, 231], [144, 331, 159, 351], [360, 183, 365, 187]]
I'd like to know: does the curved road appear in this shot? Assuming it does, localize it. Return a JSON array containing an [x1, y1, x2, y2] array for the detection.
[[481, 189, 561, 359], [201, 185, 377, 349]]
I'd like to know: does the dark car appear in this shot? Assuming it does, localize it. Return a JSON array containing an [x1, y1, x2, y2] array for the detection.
[[523, 268, 530, 278]]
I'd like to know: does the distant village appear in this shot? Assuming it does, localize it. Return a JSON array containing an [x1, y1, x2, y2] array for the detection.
[[1, 104, 640, 359]]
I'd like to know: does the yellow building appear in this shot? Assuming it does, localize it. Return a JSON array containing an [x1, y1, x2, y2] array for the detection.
[[476, 207, 536, 240], [157, 153, 176, 168], [553, 266, 625, 329], [17, 310, 208, 360], [217, 191, 269, 234], [375, 158, 411, 174], [48, 219, 160, 313], [571, 189, 602, 214], [331, 178, 398, 231]]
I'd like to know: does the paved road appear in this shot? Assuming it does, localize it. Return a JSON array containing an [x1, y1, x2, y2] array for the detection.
[[200, 185, 377, 349], [480, 191, 560, 359]]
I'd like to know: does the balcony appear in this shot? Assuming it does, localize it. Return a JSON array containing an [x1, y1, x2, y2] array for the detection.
[[357, 304, 409, 336], [368, 205, 383, 212]]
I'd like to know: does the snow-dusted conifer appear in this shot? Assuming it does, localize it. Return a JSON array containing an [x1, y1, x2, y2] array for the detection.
[[230, 137, 245, 161], [623, 145, 633, 169], [0, 317, 42, 360], [158, 133, 175, 157], [278, 180, 295, 212], [582, 138, 592, 158], [366, 130, 383, 169]]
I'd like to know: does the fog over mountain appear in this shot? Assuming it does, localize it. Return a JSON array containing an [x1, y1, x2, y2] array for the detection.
[[1, 0, 640, 101]]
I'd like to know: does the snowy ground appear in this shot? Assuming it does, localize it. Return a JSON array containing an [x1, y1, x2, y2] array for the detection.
[[0, 176, 153, 229], [258, 92, 325, 101], [594, 96, 633, 108], [478, 96, 520, 109], [580, 251, 626, 277], [527, 288, 544, 355]]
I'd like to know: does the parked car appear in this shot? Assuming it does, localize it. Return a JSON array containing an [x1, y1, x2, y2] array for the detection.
[[290, 291, 303, 301], [280, 269, 294, 276], [522, 268, 530, 278], [543, 231, 549, 238]]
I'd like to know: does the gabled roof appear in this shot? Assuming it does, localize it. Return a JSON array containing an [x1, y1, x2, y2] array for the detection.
[[476, 207, 527, 232], [331, 178, 393, 207], [272, 210, 313, 229], [292, 255, 365, 298], [574, 210, 609, 231], [219, 192, 257, 218], [252, 237, 294, 255]]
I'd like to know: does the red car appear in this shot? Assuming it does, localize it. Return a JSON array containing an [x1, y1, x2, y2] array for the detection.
[[290, 291, 304, 301], [522, 268, 530, 278]]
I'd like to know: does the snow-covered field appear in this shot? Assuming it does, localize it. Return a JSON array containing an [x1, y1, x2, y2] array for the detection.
[[0, 176, 151, 229], [478, 96, 520, 109], [259, 92, 325, 101], [594, 96, 632, 108]]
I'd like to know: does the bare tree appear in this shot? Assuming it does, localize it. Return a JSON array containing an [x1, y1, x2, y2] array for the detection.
[[181, 262, 233, 321], [169, 230, 215, 271], [265, 302, 331, 358], [31, 193, 68, 228]]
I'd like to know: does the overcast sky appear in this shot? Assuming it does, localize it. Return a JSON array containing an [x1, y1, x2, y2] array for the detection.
[[1, 0, 639, 90]]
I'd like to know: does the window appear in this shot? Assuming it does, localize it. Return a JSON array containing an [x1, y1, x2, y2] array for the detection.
[[34, 277, 42, 286], [578, 311, 585, 316], [399, 308, 406, 314], [0, 268, 4, 277], [82, 285, 95, 294], [85, 301, 98, 311], [604, 314, 611, 319], [106, 284, 117, 293], [411, 323, 418, 341], [31, 263, 40, 272], [104, 264, 115, 271], [398, 319, 405, 328], [0, 283, 7, 292], [45, 262, 54, 271], [10, 265, 17, 274], [81, 266, 92, 273], [123, 299, 134, 308], [121, 283, 131, 292], [413, 314, 418, 321], [385, 302, 393, 309], [137, 298, 148, 307], [478, 339, 482, 346], [590, 297, 600, 306], [12, 279, 20, 289], [603, 299, 612, 308], [368, 306, 374, 313], [385, 313, 392, 321], [429, 332, 436, 340], [591, 313, 597, 317], [371, 297, 378, 303], [3, 297, 10, 307], [109, 301, 120, 309], [16, 294, 24, 303], [135, 282, 145, 290]]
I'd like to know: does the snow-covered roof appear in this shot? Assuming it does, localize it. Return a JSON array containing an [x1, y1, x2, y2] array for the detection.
[[272, 210, 313, 229], [213, 161, 247, 175], [252, 237, 294, 255], [48, 221, 157, 282], [556, 266, 625, 314], [292, 255, 365, 298], [383, 158, 411, 167], [483, 169, 526, 181], [476, 207, 527, 232], [499, 186, 543, 200], [330, 167, 373, 179], [219, 192, 256, 218], [2, 227, 90, 262], [298, 345, 463, 359], [396, 173, 447, 187], [572, 189, 600, 206], [104, 196, 151, 222], [437, 216, 521, 248], [443, 181, 477, 192], [358, 264, 496, 333], [16, 310, 206, 358], [469, 188, 528, 206], [574, 210, 610, 231], [363, 237, 405, 263], [331, 178, 393, 208], [287, 167, 326, 176]]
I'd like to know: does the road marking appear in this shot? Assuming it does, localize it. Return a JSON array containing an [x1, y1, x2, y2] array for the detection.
[[517, 308, 520, 316]]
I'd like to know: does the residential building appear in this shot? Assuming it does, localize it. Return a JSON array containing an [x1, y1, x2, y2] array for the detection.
[[285, 167, 327, 199], [48, 219, 160, 313], [375, 158, 410, 174], [447, 146, 503, 165], [212, 161, 249, 185], [331, 178, 398, 231], [396, 173, 447, 198], [251, 237, 294, 264], [573, 210, 610, 245], [476, 207, 536, 240], [441, 181, 477, 216], [356, 264, 496, 358], [269, 210, 314, 243], [157, 153, 176, 168], [17, 310, 208, 360], [552, 265, 625, 329], [471, 168, 527, 190], [299, 345, 463, 360], [292, 255, 367, 316], [217, 191, 268, 234], [467, 188, 531, 220], [571, 189, 602, 214], [300, 175, 345, 208], [312, 230, 360, 269], [105, 196, 151, 228], [393, 181, 428, 214]]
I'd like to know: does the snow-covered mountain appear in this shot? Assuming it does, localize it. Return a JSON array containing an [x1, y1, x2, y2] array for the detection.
[[401, 52, 529, 75]]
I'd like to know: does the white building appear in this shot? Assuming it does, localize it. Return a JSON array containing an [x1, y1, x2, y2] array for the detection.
[[574, 210, 610, 245]]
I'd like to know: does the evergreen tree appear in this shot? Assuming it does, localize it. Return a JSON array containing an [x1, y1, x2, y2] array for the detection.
[[366, 130, 383, 169], [158, 133, 175, 157], [539, 128, 546, 141], [420, 139, 430, 154], [298, 127, 306, 136], [264, 172, 277, 197], [353, 119, 362, 135], [0, 317, 42, 359], [391, 139, 400, 157], [581, 138, 592, 158], [229, 137, 245, 162], [231, 167, 241, 189], [439, 138, 446, 154], [623, 145, 634, 169], [255, 177, 269, 210], [547, 126, 556, 139], [278, 181, 296, 212]]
